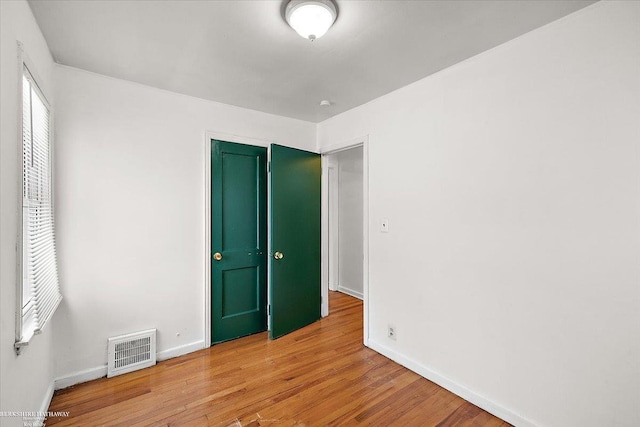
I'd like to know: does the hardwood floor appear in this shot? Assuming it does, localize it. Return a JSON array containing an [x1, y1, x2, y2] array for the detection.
[[48, 292, 510, 426]]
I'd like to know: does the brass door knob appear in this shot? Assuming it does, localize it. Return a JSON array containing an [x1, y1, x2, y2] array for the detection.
[[213, 252, 223, 261], [274, 251, 284, 260]]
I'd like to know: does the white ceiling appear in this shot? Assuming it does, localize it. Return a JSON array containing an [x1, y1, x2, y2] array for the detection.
[[28, 0, 596, 123]]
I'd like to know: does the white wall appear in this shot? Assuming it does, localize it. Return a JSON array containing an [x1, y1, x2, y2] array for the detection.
[[0, 1, 57, 425], [317, 2, 640, 427], [336, 147, 364, 298], [52, 65, 316, 382]]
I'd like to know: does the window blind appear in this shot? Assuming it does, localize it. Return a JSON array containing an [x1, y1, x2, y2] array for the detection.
[[20, 66, 62, 342]]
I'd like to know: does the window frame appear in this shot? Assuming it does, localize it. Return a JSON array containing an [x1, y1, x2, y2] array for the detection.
[[15, 42, 59, 353]]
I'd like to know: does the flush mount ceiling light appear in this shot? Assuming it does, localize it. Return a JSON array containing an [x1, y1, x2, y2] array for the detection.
[[285, 0, 337, 41]]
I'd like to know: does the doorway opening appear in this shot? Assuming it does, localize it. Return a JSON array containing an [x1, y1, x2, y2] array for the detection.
[[321, 137, 369, 346], [326, 146, 364, 300]]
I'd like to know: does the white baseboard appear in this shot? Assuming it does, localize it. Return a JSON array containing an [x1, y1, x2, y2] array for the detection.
[[54, 340, 205, 390], [156, 340, 204, 361], [54, 365, 108, 390], [35, 381, 55, 424], [367, 339, 538, 427], [337, 286, 363, 300]]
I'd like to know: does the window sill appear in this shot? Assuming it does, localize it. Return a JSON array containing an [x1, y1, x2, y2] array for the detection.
[[14, 301, 37, 355], [14, 329, 36, 354]]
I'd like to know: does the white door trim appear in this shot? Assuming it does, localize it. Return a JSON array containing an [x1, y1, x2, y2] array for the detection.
[[320, 135, 370, 346], [203, 131, 272, 348], [327, 165, 338, 292]]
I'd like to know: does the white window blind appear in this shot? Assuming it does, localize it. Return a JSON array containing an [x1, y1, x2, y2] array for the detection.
[[17, 65, 62, 349]]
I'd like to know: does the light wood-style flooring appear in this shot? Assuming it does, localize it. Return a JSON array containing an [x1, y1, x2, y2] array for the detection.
[[48, 291, 510, 426]]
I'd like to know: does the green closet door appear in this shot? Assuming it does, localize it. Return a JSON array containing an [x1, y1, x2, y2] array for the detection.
[[211, 140, 267, 344], [270, 144, 321, 339]]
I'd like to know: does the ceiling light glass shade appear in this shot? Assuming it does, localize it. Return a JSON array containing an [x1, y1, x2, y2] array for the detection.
[[286, 0, 337, 41]]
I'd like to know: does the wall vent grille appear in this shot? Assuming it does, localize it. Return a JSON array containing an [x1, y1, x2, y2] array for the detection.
[[107, 329, 156, 378]]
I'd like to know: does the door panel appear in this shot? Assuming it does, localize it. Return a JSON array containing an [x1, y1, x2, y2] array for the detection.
[[222, 267, 258, 317], [222, 152, 259, 249], [212, 140, 267, 344], [270, 144, 321, 339]]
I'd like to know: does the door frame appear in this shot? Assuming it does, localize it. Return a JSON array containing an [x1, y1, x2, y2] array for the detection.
[[320, 135, 370, 346], [204, 131, 272, 348], [326, 164, 338, 292]]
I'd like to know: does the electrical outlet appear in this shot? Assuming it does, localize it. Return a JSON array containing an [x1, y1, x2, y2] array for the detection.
[[380, 218, 389, 233], [387, 325, 396, 340]]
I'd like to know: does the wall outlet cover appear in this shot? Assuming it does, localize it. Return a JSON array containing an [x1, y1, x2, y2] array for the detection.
[[388, 325, 396, 340]]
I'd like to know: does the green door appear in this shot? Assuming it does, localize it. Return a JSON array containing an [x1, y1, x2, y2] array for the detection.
[[270, 144, 321, 339], [211, 140, 267, 344]]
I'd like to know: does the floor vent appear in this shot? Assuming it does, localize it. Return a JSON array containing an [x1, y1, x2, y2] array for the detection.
[[107, 329, 156, 378]]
